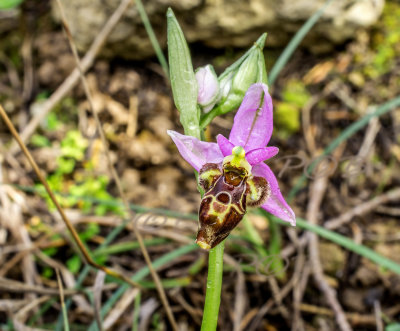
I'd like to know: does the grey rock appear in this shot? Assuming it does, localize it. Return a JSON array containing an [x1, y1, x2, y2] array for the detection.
[[53, 0, 384, 59]]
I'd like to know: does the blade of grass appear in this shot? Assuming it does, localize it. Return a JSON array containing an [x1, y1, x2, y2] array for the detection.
[[0, 104, 140, 289], [296, 216, 400, 274], [243, 217, 285, 278], [88, 243, 198, 330], [135, 0, 169, 78], [9, 178, 400, 277], [132, 291, 141, 331], [55, 219, 130, 330], [11, 175, 400, 277], [268, 218, 285, 279], [261, 212, 400, 275], [9, 182, 197, 220], [138, 277, 191, 289], [268, 0, 333, 85], [28, 298, 57, 326], [56, 269, 70, 331], [93, 238, 168, 258]]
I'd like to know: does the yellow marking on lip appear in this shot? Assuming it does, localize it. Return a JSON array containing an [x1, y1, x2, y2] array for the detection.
[[205, 191, 246, 224], [223, 145, 251, 176], [196, 240, 211, 250], [200, 169, 221, 179]]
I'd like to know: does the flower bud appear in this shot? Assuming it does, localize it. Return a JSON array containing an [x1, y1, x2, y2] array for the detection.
[[218, 48, 265, 115], [195, 65, 220, 113], [199, 33, 268, 128], [218, 71, 234, 100]]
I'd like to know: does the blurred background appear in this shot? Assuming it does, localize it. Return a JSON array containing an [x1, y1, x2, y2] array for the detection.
[[0, 0, 400, 330]]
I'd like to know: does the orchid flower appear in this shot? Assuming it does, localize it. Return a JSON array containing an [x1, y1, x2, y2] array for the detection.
[[168, 83, 295, 249]]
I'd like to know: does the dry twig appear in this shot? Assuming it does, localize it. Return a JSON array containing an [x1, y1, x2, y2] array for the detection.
[[325, 187, 400, 229], [0, 276, 79, 296], [291, 250, 309, 331], [307, 176, 352, 331], [0, 104, 141, 288], [246, 273, 297, 331], [281, 186, 400, 260]]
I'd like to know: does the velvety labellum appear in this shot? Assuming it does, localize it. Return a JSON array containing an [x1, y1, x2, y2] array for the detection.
[[196, 163, 269, 249]]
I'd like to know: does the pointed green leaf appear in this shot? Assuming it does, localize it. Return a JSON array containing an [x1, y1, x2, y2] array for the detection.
[[167, 8, 200, 139]]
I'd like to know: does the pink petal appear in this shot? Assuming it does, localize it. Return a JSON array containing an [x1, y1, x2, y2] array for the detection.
[[252, 163, 296, 226], [229, 83, 273, 151], [196, 65, 220, 108], [216, 134, 234, 157], [246, 147, 279, 165], [167, 130, 223, 171]]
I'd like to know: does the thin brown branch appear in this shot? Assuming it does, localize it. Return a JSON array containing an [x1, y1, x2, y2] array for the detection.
[[268, 277, 289, 320], [93, 271, 106, 331], [225, 255, 246, 331], [246, 274, 296, 331], [13, 295, 51, 330], [299, 303, 376, 326], [307, 176, 352, 331], [0, 276, 79, 296], [0, 104, 141, 289], [282, 187, 400, 261], [291, 249, 309, 331], [325, 187, 400, 229], [0, 276, 117, 296], [54, 1, 178, 329]]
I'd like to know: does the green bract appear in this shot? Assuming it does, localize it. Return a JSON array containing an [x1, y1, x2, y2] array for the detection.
[[166, 8, 200, 139]]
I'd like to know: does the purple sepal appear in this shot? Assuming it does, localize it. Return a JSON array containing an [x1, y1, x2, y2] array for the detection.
[[229, 83, 273, 151], [252, 162, 296, 226], [246, 147, 279, 165], [167, 130, 223, 171], [216, 134, 234, 157]]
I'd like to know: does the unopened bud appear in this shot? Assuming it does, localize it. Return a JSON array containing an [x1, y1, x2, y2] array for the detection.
[[218, 71, 233, 100], [195, 65, 220, 113], [199, 33, 268, 128], [217, 45, 267, 115]]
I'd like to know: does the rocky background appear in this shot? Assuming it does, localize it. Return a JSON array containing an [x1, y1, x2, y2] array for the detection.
[[53, 0, 384, 58]]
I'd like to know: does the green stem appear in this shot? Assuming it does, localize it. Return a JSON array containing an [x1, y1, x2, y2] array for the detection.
[[201, 242, 225, 331], [195, 97, 224, 330]]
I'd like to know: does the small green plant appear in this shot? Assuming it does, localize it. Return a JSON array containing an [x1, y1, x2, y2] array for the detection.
[[0, 0, 24, 10], [386, 323, 400, 331], [35, 126, 123, 216], [275, 79, 310, 139], [364, 2, 400, 78]]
